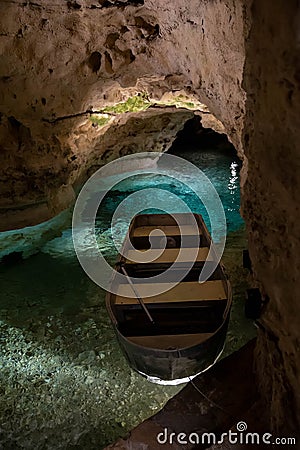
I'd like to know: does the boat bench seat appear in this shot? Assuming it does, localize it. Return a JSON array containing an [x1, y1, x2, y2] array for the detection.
[[114, 280, 227, 305], [132, 225, 202, 237], [124, 247, 213, 264]]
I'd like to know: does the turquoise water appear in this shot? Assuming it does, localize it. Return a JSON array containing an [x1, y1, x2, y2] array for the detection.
[[94, 148, 243, 255], [0, 148, 242, 262], [169, 148, 243, 232], [97, 150, 242, 231], [0, 148, 252, 449]]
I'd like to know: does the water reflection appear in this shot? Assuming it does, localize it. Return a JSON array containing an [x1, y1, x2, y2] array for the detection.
[[228, 161, 239, 192]]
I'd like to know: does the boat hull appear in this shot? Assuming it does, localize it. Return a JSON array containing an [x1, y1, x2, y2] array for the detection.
[[106, 213, 232, 384], [114, 315, 230, 383]]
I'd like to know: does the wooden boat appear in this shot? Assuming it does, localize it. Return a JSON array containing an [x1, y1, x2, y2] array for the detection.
[[106, 213, 232, 384]]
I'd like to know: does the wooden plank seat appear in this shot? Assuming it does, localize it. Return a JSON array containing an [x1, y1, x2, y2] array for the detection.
[[114, 280, 227, 305], [132, 225, 202, 237], [124, 247, 212, 264]]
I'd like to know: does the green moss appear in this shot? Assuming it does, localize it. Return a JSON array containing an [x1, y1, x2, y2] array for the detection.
[[184, 102, 195, 108], [169, 96, 195, 109], [89, 93, 197, 126], [89, 114, 111, 127], [103, 93, 151, 114]]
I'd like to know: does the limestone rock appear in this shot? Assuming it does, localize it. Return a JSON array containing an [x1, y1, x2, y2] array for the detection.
[[0, 0, 247, 230], [242, 0, 300, 433]]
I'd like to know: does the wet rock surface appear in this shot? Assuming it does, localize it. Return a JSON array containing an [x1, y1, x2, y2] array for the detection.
[[0, 299, 181, 449]]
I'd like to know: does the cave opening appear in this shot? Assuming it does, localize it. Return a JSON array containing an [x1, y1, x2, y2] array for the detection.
[[166, 113, 244, 234], [170, 115, 236, 154]]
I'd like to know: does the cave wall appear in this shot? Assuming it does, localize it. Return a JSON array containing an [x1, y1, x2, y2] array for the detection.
[[0, 107, 194, 230], [242, 0, 300, 433], [0, 0, 248, 230]]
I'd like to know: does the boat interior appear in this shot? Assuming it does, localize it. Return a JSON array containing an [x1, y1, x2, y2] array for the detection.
[[110, 214, 230, 350]]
